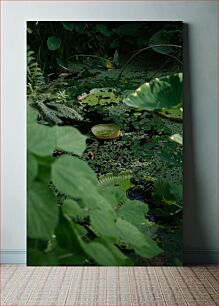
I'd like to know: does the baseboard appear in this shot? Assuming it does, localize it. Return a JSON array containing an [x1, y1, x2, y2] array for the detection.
[[0, 249, 218, 265], [0, 250, 26, 264]]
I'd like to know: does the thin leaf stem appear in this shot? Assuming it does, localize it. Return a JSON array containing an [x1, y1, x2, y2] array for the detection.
[[119, 44, 182, 78]]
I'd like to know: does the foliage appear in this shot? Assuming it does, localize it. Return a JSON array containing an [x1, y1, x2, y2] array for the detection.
[[27, 48, 45, 90], [159, 104, 183, 121], [27, 106, 162, 266], [27, 21, 183, 266], [91, 123, 121, 140], [83, 105, 182, 184], [123, 73, 183, 111], [27, 21, 182, 72], [47, 36, 61, 50], [28, 93, 83, 125], [98, 171, 133, 192], [149, 29, 182, 55], [78, 88, 122, 107]]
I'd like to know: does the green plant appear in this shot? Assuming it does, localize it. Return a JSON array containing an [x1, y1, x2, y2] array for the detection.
[[78, 88, 122, 107], [91, 123, 121, 140], [27, 21, 183, 266], [28, 90, 83, 125], [27, 106, 162, 266], [98, 171, 133, 192], [149, 30, 182, 55], [123, 73, 183, 111], [27, 48, 45, 89]]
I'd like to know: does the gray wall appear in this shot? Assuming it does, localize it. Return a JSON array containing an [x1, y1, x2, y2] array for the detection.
[[1, 1, 218, 263]]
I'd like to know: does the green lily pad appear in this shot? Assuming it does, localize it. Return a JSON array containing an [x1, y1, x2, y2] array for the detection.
[[91, 124, 121, 140], [78, 88, 121, 106], [158, 104, 183, 121]]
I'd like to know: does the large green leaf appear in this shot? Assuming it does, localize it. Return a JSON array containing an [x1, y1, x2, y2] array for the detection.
[[81, 241, 126, 266], [56, 126, 87, 156], [149, 30, 180, 55], [55, 214, 85, 255], [118, 200, 148, 226], [27, 152, 38, 189], [35, 156, 55, 185], [27, 106, 38, 124], [62, 199, 88, 218], [47, 36, 61, 50], [154, 180, 176, 204], [116, 218, 162, 258], [27, 182, 59, 240], [28, 124, 56, 156], [90, 209, 118, 240], [123, 73, 183, 111], [51, 155, 98, 200]]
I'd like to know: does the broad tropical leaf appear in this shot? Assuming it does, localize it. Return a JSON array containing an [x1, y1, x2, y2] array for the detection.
[[27, 182, 58, 239], [56, 126, 87, 156], [116, 218, 162, 258], [28, 124, 56, 156], [123, 73, 183, 111]]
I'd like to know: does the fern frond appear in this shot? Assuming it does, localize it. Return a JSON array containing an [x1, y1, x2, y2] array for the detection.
[[98, 171, 133, 192], [27, 48, 45, 89], [48, 102, 83, 121], [36, 101, 63, 125]]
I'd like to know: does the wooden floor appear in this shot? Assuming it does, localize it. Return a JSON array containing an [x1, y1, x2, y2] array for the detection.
[[1, 265, 218, 305]]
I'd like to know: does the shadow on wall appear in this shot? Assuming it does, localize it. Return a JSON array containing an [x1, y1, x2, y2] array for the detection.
[[183, 24, 213, 264]]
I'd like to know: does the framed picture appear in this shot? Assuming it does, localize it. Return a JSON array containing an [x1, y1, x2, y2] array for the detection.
[[27, 20, 183, 266], [2, 1, 216, 267]]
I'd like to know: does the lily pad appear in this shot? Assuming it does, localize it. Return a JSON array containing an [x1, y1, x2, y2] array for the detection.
[[158, 104, 183, 121], [91, 124, 121, 140], [78, 88, 121, 106]]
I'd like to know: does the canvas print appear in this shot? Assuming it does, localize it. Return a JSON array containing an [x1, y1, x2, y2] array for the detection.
[[27, 21, 183, 266]]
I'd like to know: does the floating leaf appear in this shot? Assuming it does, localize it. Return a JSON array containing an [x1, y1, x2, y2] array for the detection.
[[170, 133, 183, 145], [47, 36, 61, 50], [159, 104, 183, 121], [91, 123, 121, 140]]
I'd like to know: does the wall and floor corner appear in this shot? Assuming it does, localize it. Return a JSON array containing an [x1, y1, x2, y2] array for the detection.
[[1, 1, 218, 264]]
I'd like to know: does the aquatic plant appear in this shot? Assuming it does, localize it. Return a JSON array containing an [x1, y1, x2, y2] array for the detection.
[[91, 123, 121, 140]]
